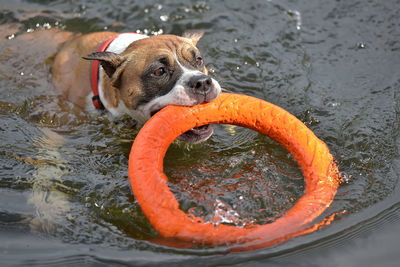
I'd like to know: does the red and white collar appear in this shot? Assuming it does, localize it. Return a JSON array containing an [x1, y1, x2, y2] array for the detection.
[[90, 33, 148, 110]]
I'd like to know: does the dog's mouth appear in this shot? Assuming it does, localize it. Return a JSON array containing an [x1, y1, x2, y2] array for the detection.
[[150, 108, 213, 143], [177, 124, 213, 144], [150, 109, 162, 117]]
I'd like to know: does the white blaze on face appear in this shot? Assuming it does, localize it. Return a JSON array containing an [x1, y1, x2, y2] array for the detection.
[[135, 54, 222, 122]]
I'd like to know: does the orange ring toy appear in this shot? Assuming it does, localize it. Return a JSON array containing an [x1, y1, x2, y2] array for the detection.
[[128, 92, 340, 251]]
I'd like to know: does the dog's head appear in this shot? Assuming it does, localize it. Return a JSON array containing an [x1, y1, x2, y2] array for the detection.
[[84, 32, 221, 143]]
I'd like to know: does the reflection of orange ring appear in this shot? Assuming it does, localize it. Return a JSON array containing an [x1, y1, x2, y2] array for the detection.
[[128, 92, 340, 250]]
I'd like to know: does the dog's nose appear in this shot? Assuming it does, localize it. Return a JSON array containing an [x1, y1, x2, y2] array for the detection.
[[188, 74, 212, 95]]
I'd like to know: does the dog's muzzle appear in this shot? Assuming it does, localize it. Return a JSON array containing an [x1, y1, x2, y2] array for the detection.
[[188, 74, 213, 96]]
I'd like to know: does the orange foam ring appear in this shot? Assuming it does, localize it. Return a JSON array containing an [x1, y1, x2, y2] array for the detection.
[[128, 93, 340, 250]]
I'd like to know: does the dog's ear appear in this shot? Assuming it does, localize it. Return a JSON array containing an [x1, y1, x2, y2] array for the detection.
[[183, 30, 205, 46], [83, 52, 125, 87]]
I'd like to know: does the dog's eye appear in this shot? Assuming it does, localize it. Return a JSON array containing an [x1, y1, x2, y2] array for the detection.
[[153, 67, 166, 77], [196, 56, 203, 66]]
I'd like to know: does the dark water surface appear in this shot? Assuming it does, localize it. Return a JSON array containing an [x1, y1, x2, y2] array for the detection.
[[1, 0, 400, 266]]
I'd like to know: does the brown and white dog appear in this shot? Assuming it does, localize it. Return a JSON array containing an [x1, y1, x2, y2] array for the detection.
[[0, 27, 222, 232], [51, 31, 221, 143]]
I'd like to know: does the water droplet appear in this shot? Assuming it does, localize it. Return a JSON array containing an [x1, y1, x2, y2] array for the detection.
[[122, 207, 130, 213], [160, 15, 169, 22], [340, 172, 352, 184], [357, 42, 366, 49], [288, 10, 302, 30], [327, 101, 341, 107], [152, 28, 164, 35], [212, 199, 241, 226]]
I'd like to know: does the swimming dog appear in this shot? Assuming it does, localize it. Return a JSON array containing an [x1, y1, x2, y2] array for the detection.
[[1, 26, 221, 233], [52, 30, 221, 143]]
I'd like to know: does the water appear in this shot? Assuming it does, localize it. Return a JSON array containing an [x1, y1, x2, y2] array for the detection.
[[1, 0, 400, 266]]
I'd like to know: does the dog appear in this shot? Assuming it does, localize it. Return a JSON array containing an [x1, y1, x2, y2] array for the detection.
[[51, 30, 221, 143], [1, 26, 222, 233]]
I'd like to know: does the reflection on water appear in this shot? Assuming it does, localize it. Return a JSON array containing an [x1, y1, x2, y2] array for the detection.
[[1, 0, 400, 265]]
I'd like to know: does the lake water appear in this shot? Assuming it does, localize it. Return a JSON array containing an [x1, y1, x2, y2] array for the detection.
[[1, 0, 400, 266]]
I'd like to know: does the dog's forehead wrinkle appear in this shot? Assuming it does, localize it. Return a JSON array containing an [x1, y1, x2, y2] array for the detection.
[[124, 37, 198, 71], [165, 38, 178, 53], [131, 36, 181, 53], [175, 44, 202, 71]]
